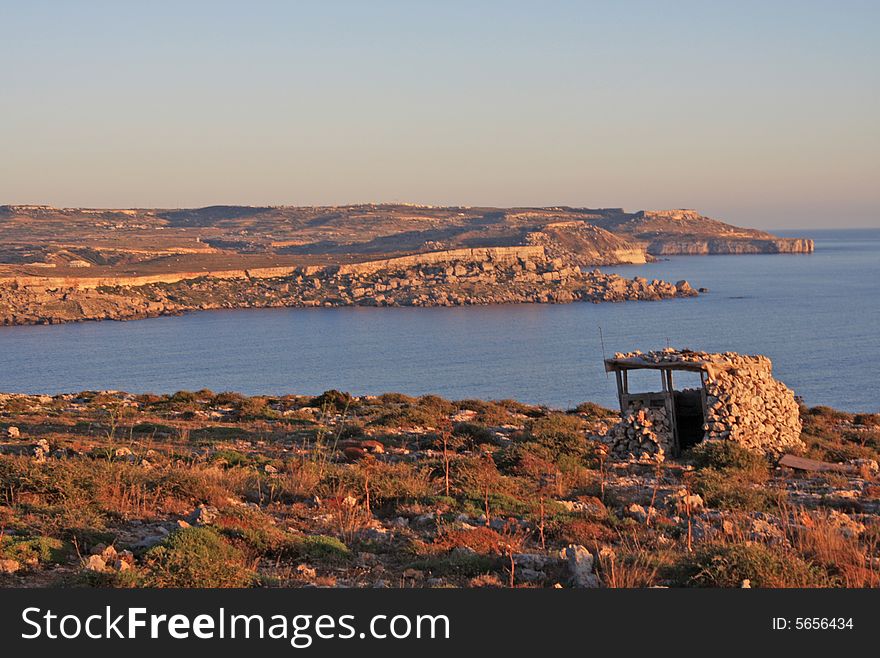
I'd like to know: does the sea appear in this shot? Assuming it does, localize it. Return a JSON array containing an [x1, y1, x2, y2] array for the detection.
[[1, 229, 877, 412]]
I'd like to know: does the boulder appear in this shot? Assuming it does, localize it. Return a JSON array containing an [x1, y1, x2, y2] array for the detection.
[[187, 504, 219, 526], [84, 554, 108, 572], [512, 553, 554, 571], [0, 558, 21, 574], [559, 544, 599, 588]]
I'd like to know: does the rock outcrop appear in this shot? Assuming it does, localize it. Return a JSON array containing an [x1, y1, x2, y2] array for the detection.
[[0, 250, 698, 325], [525, 222, 648, 266]]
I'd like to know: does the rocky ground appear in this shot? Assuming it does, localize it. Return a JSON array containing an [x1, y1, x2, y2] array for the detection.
[[1, 390, 877, 588], [0, 256, 697, 325]]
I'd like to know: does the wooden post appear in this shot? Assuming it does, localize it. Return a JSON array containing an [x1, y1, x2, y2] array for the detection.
[[614, 369, 624, 413], [665, 369, 680, 456]]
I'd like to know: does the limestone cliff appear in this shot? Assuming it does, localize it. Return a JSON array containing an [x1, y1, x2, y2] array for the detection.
[[646, 237, 815, 255], [525, 222, 648, 266], [590, 209, 814, 255]]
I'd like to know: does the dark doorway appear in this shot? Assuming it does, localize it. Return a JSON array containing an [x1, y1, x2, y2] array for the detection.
[[673, 389, 705, 450]]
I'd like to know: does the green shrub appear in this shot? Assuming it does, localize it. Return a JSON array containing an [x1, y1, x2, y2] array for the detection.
[[376, 392, 416, 405], [289, 535, 350, 563], [310, 390, 355, 411], [492, 399, 543, 418], [571, 401, 617, 418], [453, 422, 498, 447], [410, 552, 500, 577], [690, 441, 769, 474], [170, 390, 200, 403], [142, 527, 253, 588], [212, 449, 250, 467], [417, 395, 456, 416], [369, 405, 445, 429], [691, 468, 779, 511], [1, 535, 71, 565], [676, 543, 831, 588], [454, 399, 514, 426], [522, 414, 595, 463]]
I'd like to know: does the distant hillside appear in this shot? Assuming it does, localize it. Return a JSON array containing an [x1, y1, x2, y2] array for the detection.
[[0, 204, 813, 279]]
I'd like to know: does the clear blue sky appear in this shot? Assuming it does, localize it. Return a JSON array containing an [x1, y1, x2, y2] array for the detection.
[[1, 0, 877, 228]]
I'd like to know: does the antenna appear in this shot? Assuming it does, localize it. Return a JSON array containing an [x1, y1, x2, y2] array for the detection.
[[598, 325, 609, 379]]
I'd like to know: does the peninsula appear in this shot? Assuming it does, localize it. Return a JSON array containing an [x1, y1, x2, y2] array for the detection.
[[0, 204, 813, 325]]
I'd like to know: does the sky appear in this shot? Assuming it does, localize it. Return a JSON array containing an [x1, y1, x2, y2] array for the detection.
[[1, 1, 877, 228]]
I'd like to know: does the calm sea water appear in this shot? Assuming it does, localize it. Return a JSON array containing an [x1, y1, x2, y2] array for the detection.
[[1, 229, 877, 412]]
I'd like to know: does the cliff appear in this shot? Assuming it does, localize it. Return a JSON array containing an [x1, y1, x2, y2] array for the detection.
[[646, 237, 814, 255], [525, 222, 648, 266], [589, 209, 814, 256]]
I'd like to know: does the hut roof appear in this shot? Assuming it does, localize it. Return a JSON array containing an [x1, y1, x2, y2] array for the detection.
[[604, 349, 771, 376]]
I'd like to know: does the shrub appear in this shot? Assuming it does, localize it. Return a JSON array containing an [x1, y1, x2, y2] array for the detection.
[[454, 399, 514, 426], [170, 390, 200, 403], [677, 543, 831, 588], [492, 399, 543, 418], [808, 406, 850, 421], [236, 396, 276, 420], [410, 552, 499, 577], [571, 402, 617, 419], [434, 527, 505, 554], [522, 414, 595, 463], [322, 461, 434, 507], [337, 423, 365, 441], [417, 395, 456, 416], [555, 519, 615, 544], [448, 455, 506, 499], [0, 535, 71, 565], [289, 535, 350, 563], [369, 405, 445, 429], [453, 422, 498, 448], [691, 468, 779, 511], [376, 392, 416, 405], [212, 450, 251, 467], [142, 527, 253, 588], [690, 441, 769, 475], [212, 391, 249, 406]]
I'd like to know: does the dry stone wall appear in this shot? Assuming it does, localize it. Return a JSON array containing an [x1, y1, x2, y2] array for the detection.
[[599, 402, 674, 462], [703, 364, 803, 455]]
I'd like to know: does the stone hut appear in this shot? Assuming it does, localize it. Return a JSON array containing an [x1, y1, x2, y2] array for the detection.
[[599, 348, 803, 460]]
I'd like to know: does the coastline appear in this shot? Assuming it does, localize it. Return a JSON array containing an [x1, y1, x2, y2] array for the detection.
[[0, 254, 699, 326]]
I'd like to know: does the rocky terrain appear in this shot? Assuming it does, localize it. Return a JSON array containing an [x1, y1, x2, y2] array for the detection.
[[0, 203, 809, 325], [0, 388, 876, 588], [0, 249, 698, 325]]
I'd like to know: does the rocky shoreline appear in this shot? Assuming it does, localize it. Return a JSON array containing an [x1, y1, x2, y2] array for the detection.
[[0, 254, 698, 325]]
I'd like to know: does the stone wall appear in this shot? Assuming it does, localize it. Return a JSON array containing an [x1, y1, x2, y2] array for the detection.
[[598, 402, 674, 462], [702, 364, 803, 455]]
